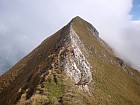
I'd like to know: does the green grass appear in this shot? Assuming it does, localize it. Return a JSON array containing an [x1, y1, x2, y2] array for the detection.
[[71, 16, 140, 105], [43, 69, 63, 104]]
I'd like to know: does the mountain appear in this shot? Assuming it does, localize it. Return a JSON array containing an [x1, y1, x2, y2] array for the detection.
[[0, 57, 12, 75], [0, 16, 140, 105]]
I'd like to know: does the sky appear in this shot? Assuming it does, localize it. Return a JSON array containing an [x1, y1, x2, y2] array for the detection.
[[0, 0, 140, 74], [131, 0, 140, 20]]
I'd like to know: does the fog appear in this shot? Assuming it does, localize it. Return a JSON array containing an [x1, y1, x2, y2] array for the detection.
[[0, 0, 140, 74]]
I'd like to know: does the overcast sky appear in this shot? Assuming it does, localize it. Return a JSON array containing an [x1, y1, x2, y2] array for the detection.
[[0, 0, 140, 74]]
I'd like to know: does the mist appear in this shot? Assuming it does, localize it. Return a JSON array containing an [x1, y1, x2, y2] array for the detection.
[[0, 0, 140, 74]]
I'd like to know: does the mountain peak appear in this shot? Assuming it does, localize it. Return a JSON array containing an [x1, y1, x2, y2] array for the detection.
[[0, 17, 140, 105], [71, 16, 83, 21], [70, 16, 90, 26], [70, 16, 99, 37]]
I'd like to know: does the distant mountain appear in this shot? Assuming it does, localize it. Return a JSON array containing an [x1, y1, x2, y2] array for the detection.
[[0, 51, 24, 75], [0, 16, 140, 105], [0, 57, 12, 75]]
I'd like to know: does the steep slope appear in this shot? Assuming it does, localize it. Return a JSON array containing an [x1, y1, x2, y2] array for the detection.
[[0, 16, 140, 105]]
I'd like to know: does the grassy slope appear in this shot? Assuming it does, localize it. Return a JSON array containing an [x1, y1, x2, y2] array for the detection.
[[0, 25, 68, 105], [71, 16, 140, 105]]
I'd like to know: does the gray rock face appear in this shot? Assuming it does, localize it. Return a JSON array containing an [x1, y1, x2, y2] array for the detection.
[[64, 25, 92, 86], [115, 57, 130, 74], [86, 24, 99, 36]]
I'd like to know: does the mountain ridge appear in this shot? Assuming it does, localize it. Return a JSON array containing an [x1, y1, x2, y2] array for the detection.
[[0, 16, 140, 105]]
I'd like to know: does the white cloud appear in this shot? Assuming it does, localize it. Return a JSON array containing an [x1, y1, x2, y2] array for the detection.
[[1, 0, 140, 74], [120, 20, 140, 69]]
